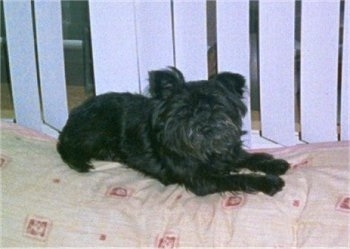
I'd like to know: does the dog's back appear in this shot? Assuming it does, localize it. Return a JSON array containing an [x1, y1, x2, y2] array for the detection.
[[57, 92, 152, 172]]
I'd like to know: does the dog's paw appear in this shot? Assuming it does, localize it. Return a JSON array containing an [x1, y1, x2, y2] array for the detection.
[[267, 159, 290, 176], [249, 157, 290, 176], [258, 175, 285, 196], [240, 153, 290, 176], [67, 161, 94, 173]]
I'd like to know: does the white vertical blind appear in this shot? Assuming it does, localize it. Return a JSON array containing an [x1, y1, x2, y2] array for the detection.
[[216, 0, 252, 147], [3, 0, 42, 131], [300, 1, 340, 143], [89, 1, 139, 94], [172, 0, 208, 81], [341, 1, 350, 141], [33, 0, 68, 130], [2, 0, 347, 145], [259, 1, 296, 146], [134, 0, 174, 91]]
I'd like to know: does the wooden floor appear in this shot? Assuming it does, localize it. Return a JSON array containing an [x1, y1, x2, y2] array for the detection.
[[1, 83, 92, 119], [1, 82, 14, 119]]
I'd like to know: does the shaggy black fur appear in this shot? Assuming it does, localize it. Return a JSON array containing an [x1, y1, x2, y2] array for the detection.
[[57, 67, 289, 196]]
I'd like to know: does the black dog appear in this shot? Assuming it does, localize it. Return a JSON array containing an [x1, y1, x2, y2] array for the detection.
[[57, 67, 289, 196]]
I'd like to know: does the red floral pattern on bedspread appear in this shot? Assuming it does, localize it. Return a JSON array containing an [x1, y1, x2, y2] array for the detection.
[[155, 231, 179, 249], [0, 154, 10, 168], [222, 194, 245, 209], [336, 196, 350, 213], [105, 186, 133, 198], [291, 157, 313, 169], [24, 215, 52, 242], [293, 199, 301, 207]]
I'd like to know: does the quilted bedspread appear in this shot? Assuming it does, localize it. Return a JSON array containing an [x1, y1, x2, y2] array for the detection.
[[1, 121, 349, 247]]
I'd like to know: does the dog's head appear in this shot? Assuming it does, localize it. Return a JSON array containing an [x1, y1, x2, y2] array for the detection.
[[149, 67, 247, 161]]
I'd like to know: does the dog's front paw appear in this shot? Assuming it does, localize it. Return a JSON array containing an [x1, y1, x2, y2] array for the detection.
[[267, 159, 290, 175], [241, 153, 290, 176], [257, 175, 285, 196], [65, 159, 94, 173]]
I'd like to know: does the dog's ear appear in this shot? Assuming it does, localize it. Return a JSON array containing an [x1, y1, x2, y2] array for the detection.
[[211, 72, 246, 96], [149, 67, 185, 99]]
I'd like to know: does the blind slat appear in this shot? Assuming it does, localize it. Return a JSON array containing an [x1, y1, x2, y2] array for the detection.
[[259, 2, 296, 146], [135, 0, 174, 91], [89, 1, 139, 94], [3, 0, 42, 131], [341, 1, 350, 140], [300, 1, 340, 143], [172, 1, 207, 81], [216, 0, 252, 147], [34, 0, 68, 130]]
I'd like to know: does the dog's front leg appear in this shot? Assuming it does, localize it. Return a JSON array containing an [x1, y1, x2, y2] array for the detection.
[[184, 172, 285, 196], [235, 152, 290, 176]]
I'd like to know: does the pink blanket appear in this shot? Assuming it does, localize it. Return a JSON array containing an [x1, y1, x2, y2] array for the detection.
[[1, 121, 349, 247]]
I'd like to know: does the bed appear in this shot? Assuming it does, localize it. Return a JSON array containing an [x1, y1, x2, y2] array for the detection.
[[1, 121, 349, 247]]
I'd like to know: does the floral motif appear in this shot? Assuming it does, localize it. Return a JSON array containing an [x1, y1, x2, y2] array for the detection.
[[222, 194, 245, 209], [156, 231, 179, 249], [24, 215, 52, 241]]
